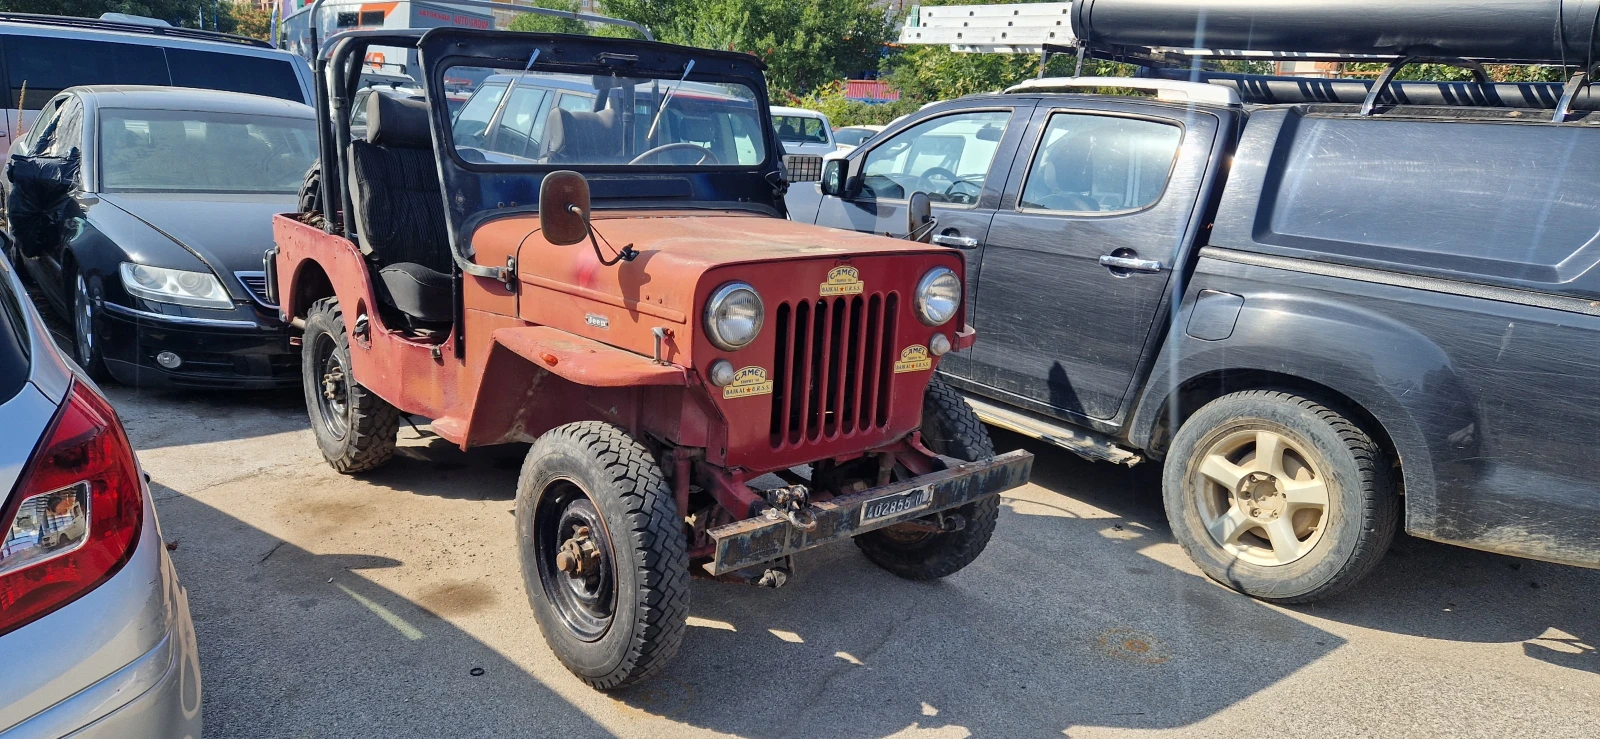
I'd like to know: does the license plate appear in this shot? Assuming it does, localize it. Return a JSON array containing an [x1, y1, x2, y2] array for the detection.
[[860, 486, 933, 526]]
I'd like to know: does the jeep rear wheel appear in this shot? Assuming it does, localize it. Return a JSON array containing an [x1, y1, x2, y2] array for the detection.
[[855, 379, 1000, 580], [1163, 389, 1398, 603], [302, 298, 399, 473], [516, 422, 689, 690]]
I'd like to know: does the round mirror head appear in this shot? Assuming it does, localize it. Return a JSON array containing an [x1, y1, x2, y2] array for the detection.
[[539, 170, 591, 246]]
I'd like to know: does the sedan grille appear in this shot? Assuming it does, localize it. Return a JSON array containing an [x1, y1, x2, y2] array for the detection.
[[770, 292, 899, 448]]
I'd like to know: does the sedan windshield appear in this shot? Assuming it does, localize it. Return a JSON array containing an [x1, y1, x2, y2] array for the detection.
[[98, 109, 317, 194]]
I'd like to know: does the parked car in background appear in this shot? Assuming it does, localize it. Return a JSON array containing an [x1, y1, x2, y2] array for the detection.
[[5, 86, 316, 388], [830, 124, 884, 155], [789, 2, 1600, 602], [0, 243, 201, 737], [0, 13, 313, 153], [770, 106, 831, 182]]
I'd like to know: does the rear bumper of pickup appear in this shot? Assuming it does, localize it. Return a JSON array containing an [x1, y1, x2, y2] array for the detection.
[[705, 449, 1034, 575]]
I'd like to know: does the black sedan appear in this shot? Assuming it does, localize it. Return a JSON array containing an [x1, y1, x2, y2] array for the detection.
[[4, 86, 316, 388]]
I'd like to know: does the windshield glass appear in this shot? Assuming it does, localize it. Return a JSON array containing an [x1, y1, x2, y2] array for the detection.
[[773, 115, 828, 144], [446, 66, 767, 167], [99, 109, 317, 194], [834, 127, 877, 147]]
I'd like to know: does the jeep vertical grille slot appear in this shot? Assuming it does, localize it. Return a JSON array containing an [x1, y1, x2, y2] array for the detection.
[[770, 292, 898, 447]]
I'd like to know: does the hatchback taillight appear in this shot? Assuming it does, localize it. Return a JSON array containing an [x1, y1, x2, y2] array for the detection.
[[0, 381, 142, 637]]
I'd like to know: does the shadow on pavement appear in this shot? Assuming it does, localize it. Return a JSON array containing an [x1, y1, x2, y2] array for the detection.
[[152, 482, 613, 738]]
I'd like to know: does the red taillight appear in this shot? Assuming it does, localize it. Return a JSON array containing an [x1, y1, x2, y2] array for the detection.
[[0, 381, 142, 637]]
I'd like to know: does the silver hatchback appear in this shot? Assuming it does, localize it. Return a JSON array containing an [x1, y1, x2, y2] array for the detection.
[[0, 245, 201, 737]]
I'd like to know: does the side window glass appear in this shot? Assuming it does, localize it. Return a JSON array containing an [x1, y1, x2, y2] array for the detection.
[[859, 111, 1009, 204], [490, 86, 551, 158], [1019, 113, 1182, 214], [4, 36, 169, 110], [557, 93, 593, 113], [44, 98, 82, 158], [24, 97, 64, 153]]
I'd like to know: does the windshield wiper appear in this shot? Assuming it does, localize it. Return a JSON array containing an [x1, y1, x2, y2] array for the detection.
[[645, 59, 695, 144]]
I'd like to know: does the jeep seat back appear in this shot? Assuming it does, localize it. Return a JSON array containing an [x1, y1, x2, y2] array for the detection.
[[348, 91, 454, 323]]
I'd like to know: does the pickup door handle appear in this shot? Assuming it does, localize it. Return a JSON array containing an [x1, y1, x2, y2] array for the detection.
[[1099, 254, 1164, 273], [931, 234, 979, 249]]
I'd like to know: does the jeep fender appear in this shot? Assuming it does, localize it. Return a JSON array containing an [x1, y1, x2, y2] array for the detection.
[[461, 326, 721, 450], [1129, 291, 1481, 537]]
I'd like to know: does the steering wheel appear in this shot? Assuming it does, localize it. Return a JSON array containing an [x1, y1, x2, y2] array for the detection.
[[943, 178, 982, 205], [917, 166, 959, 195], [628, 143, 719, 165]]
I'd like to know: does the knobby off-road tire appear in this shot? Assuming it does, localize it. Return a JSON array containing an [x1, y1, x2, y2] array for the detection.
[[301, 298, 400, 473], [855, 378, 1001, 580], [516, 421, 690, 690], [1163, 389, 1398, 603]]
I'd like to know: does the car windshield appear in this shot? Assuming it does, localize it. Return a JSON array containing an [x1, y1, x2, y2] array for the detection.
[[834, 127, 877, 146], [447, 66, 767, 167], [773, 115, 828, 144], [98, 109, 317, 194]]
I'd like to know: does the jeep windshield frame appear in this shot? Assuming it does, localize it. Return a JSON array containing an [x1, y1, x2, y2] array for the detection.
[[418, 29, 787, 232]]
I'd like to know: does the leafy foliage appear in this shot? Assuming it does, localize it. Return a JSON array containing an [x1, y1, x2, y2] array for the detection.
[[599, 0, 896, 94], [0, 0, 272, 38], [507, 0, 588, 36]]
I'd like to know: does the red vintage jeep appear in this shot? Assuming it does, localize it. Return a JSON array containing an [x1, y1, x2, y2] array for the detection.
[[270, 28, 1032, 688]]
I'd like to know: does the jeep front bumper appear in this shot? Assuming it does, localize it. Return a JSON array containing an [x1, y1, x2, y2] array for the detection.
[[705, 449, 1034, 575]]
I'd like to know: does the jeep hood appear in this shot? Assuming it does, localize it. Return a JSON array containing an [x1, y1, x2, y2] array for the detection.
[[502, 212, 948, 320]]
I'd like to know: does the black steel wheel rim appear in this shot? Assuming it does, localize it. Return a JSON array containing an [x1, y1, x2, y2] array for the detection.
[[312, 332, 350, 440], [534, 479, 616, 642]]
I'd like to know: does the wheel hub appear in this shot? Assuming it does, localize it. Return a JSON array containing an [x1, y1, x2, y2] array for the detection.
[[555, 525, 602, 577], [1235, 470, 1286, 521]]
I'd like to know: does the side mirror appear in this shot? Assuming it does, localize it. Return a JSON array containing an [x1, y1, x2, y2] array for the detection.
[[819, 159, 845, 197], [905, 191, 935, 242], [539, 170, 591, 246]]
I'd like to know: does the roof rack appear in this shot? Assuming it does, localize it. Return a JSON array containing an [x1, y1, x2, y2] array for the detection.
[[0, 12, 272, 48], [1006, 76, 1240, 106]]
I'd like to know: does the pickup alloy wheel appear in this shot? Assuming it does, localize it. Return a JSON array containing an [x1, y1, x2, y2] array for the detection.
[[1163, 389, 1398, 603], [516, 421, 689, 690]]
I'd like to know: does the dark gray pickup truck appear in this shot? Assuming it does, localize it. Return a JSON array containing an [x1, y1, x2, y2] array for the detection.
[[788, 0, 1600, 601]]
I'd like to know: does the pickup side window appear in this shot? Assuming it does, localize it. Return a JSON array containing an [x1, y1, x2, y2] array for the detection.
[[860, 111, 1010, 204], [1018, 113, 1182, 214]]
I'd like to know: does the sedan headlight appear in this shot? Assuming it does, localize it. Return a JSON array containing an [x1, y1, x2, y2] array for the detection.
[[120, 262, 233, 310], [704, 281, 764, 351], [915, 267, 961, 326]]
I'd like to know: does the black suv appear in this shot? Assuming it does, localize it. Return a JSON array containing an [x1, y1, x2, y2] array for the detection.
[[789, 0, 1600, 601]]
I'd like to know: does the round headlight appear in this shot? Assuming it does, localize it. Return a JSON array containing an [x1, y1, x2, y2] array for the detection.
[[704, 282, 764, 351], [915, 267, 961, 326]]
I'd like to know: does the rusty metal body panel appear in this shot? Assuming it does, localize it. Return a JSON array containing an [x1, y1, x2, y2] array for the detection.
[[275, 208, 970, 478]]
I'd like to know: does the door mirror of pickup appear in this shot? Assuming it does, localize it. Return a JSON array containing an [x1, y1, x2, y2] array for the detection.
[[819, 158, 845, 198], [906, 191, 935, 242], [539, 170, 592, 247]]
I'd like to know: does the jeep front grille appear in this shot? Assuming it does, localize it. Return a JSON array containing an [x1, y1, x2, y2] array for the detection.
[[770, 293, 899, 447]]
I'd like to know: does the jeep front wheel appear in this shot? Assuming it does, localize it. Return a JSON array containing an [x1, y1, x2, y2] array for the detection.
[[516, 422, 689, 690], [301, 298, 399, 473], [855, 378, 1001, 580], [1163, 389, 1398, 603]]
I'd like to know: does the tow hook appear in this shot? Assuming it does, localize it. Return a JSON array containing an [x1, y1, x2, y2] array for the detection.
[[765, 484, 818, 532], [694, 555, 793, 589]]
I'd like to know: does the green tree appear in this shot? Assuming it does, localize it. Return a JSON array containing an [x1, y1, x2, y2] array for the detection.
[[0, 0, 223, 28], [507, 0, 587, 36], [601, 0, 895, 94]]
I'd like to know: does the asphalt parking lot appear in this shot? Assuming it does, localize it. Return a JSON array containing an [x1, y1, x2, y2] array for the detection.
[[99, 382, 1600, 739]]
